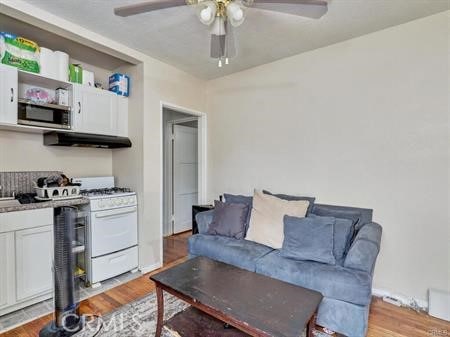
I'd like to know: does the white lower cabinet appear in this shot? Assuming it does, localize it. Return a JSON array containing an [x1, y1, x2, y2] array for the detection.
[[0, 232, 15, 310], [15, 225, 53, 301], [0, 208, 54, 315]]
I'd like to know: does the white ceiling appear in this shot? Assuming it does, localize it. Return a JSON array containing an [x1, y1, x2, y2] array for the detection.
[[21, 0, 449, 79]]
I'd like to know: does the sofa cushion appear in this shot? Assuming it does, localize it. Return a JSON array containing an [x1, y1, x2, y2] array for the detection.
[[309, 214, 354, 264], [223, 193, 253, 232], [195, 209, 215, 234], [263, 190, 315, 214], [207, 200, 248, 239], [256, 250, 373, 306], [281, 215, 336, 265], [246, 190, 309, 249], [188, 234, 273, 272], [311, 204, 373, 230]]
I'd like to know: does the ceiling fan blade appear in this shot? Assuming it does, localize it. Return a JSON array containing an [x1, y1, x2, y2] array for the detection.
[[114, 0, 189, 17], [248, 0, 328, 19]]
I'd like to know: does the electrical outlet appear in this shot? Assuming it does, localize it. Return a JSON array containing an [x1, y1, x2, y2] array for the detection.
[[383, 296, 402, 307]]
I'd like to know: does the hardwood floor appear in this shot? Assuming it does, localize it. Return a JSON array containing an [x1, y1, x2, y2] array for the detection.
[[1, 232, 448, 337], [163, 231, 191, 265]]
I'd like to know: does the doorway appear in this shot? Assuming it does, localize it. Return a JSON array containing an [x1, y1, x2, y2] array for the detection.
[[161, 102, 207, 266]]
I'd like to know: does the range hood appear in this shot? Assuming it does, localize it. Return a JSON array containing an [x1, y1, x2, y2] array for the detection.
[[44, 132, 132, 149]]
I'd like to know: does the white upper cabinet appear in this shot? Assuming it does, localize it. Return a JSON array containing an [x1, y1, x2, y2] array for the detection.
[[0, 64, 18, 124], [116, 96, 128, 137], [72, 84, 126, 136]]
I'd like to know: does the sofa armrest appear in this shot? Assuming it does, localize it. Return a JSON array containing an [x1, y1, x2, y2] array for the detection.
[[344, 222, 382, 274], [195, 209, 215, 234]]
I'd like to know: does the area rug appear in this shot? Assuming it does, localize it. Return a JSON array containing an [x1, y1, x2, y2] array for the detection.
[[74, 291, 328, 337]]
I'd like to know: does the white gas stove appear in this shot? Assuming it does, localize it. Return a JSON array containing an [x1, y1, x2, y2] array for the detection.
[[73, 177, 138, 286]]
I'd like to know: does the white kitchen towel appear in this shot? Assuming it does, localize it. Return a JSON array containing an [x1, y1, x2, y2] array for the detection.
[[54, 51, 69, 82], [39, 47, 57, 79]]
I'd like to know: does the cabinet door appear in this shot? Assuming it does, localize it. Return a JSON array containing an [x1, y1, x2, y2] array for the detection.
[[0, 64, 18, 124], [0, 232, 15, 309], [15, 225, 53, 301], [72, 84, 117, 135], [116, 96, 128, 137]]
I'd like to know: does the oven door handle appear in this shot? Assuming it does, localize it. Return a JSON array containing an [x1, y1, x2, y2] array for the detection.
[[95, 206, 137, 219]]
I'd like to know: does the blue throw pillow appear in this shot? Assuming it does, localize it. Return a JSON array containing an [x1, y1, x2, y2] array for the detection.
[[309, 214, 353, 264], [223, 193, 253, 232], [263, 190, 315, 214], [281, 215, 336, 265]]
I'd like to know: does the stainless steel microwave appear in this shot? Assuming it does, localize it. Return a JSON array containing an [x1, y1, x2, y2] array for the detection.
[[18, 99, 71, 129]]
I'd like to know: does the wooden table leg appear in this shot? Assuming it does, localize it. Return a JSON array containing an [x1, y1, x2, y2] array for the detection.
[[155, 286, 164, 337], [307, 313, 317, 337]]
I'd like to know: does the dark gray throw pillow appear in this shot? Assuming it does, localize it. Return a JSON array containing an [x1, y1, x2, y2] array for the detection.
[[207, 200, 249, 239], [263, 190, 315, 214], [311, 207, 361, 229], [308, 214, 353, 264], [281, 215, 336, 265], [223, 193, 253, 232]]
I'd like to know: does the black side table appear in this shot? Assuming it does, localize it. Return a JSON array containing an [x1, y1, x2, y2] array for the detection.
[[192, 204, 214, 234]]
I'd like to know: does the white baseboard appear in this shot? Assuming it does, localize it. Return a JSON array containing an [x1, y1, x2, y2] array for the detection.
[[139, 261, 163, 274], [372, 287, 428, 311]]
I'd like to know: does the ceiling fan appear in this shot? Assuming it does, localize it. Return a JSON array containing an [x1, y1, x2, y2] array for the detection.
[[114, 0, 329, 67]]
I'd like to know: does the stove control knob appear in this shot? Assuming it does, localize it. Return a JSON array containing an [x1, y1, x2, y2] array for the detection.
[[108, 200, 114, 208], [98, 200, 104, 209], [129, 197, 135, 205]]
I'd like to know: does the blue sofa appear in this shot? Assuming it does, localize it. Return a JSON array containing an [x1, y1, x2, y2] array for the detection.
[[188, 203, 382, 337]]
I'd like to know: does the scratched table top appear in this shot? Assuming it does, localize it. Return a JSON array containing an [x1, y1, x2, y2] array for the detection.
[[151, 256, 323, 337]]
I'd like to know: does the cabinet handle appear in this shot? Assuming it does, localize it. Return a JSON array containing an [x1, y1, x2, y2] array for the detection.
[[78, 102, 81, 114], [10, 88, 14, 102]]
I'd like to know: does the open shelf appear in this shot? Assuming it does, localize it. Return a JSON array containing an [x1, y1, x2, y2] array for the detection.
[[18, 69, 72, 90], [18, 98, 71, 111], [72, 245, 86, 254], [0, 122, 75, 134]]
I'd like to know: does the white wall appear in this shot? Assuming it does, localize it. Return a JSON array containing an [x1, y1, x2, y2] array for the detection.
[[140, 61, 205, 270], [112, 61, 206, 272], [0, 131, 112, 177], [205, 12, 450, 302]]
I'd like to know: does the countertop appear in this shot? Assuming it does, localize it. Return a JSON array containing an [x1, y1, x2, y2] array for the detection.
[[0, 197, 90, 213]]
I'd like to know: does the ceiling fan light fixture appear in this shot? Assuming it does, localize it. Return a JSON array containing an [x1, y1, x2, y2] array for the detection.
[[210, 16, 226, 36], [227, 2, 245, 27], [197, 0, 216, 25]]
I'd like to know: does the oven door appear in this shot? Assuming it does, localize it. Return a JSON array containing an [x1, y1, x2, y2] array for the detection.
[[90, 205, 138, 257]]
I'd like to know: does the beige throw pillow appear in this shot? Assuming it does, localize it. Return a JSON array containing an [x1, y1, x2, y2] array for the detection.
[[245, 190, 309, 249]]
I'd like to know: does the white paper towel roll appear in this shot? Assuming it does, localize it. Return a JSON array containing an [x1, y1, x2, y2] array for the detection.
[[40, 47, 57, 79], [82, 69, 95, 87], [54, 51, 69, 82]]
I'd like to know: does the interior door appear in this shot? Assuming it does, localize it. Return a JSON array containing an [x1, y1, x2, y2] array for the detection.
[[173, 125, 198, 234]]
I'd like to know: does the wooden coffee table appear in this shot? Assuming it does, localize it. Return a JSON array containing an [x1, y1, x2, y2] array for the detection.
[[150, 256, 323, 337]]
